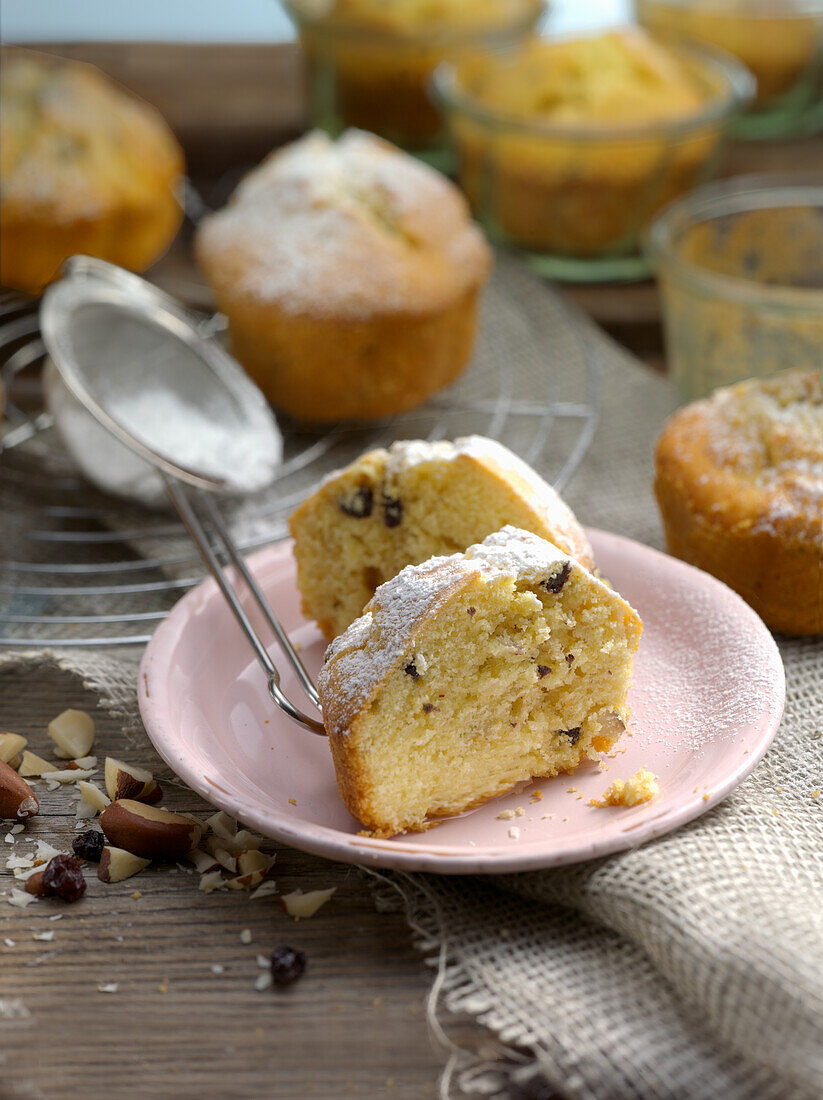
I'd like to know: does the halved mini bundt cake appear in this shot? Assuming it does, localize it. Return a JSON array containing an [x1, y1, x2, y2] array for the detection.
[[318, 526, 642, 837], [290, 435, 594, 639]]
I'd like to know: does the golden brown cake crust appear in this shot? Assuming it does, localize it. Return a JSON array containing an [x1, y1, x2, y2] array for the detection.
[[0, 48, 184, 292], [195, 129, 492, 422], [654, 369, 822, 636]]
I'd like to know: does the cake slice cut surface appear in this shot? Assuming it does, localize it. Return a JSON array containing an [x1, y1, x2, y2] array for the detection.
[[290, 435, 594, 640], [318, 526, 642, 837]]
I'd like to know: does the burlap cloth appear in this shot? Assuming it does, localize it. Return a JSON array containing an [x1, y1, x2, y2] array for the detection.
[[1, 258, 821, 1099]]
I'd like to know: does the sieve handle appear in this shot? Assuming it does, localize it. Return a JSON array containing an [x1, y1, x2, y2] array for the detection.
[[164, 475, 326, 736]]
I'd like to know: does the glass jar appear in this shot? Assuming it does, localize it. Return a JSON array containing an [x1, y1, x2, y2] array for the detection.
[[646, 175, 823, 399]]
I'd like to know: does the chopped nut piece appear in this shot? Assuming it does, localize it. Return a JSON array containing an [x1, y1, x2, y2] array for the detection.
[[205, 811, 236, 840], [0, 761, 39, 820], [0, 734, 27, 765], [72, 755, 98, 770], [226, 869, 265, 891], [187, 847, 220, 874], [98, 846, 150, 884], [100, 800, 202, 860], [34, 840, 62, 862], [250, 880, 278, 900], [77, 780, 110, 813], [255, 972, 273, 992], [237, 850, 272, 876], [199, 870, 226, 893], [239, 929, 253, 944], [279, 888, 335, 920], [18, 751, 58, 778], [8, 889, 37, 908], [104, 758, 159, 803], [48, 709, 95, 760], [98, 983, 119, 994], [42, 768, 95, 785]]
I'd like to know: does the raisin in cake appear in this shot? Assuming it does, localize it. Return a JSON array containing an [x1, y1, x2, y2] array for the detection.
[[290, 435, 594, 639], [318, 526, 642, 837]]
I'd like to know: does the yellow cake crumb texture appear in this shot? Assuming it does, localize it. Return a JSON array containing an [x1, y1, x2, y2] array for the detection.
[[591, 766, 659, 808], [319, 525, 642, 837]]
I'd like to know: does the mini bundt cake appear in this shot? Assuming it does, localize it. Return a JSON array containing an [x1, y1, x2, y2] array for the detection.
[[655, 368, 822, 636], [318, 526, 642, 837], [195, 129, 492, 422], [1, 48, 184, 293], [290, 435, 594, 639]]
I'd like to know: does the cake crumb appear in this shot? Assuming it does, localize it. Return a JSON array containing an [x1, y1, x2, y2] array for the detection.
[[507, 827, 520, 840], [530, 789, 543, 803], [591, 767, 659, 807], [541, 813, 554, 820], [566, 787, 578, 793], [703, 793, 710, 802], [514, 807, 524, 817], [811, 790, 820, 798], [497, 809, 515, 820]]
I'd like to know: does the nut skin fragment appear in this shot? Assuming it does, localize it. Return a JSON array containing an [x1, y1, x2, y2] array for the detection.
[[47, 709, 95, 759], [100, 799, 202, 859], [98, 845, 151, 883], [0, 759, 39, 820]]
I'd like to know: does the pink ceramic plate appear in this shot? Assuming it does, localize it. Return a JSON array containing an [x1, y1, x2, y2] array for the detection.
[[139, 530, 785, 874]]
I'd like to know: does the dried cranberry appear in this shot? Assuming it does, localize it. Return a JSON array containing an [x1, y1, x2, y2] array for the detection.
[[537, 665, 551, 679], [73, 829, 105, 862], [467, 607, 476, 617], [542, 562, 571, 593], [382, 495, 403, 528], [404, 661, 420, 681], [270, 946, 306, 986], [339, 486, 373, 518], [40, 853, 87, 902], [560, 727, 581, 745], [422, 703, 437, 714], [565, 653, 575, 667]]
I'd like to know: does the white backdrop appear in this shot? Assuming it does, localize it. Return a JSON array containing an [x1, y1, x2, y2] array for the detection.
[[1, 0, 629, 42]]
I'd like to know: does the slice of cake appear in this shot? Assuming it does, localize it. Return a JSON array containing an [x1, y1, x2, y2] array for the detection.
[[318, 526, 642, 837], [290, 435, 594, 639]]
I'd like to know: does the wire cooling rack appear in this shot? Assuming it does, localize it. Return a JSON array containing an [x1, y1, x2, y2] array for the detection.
[[0, 253, 602, 648]]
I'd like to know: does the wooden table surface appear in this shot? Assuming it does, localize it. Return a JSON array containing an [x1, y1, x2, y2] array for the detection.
[[3, 40, 822, 1100]]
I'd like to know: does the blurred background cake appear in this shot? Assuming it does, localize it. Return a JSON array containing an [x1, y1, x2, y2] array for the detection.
[[435, 27, 752, 275], [195, 129, 491, 422], [0, 47, 184, 293], [282, 0, 543, 164]]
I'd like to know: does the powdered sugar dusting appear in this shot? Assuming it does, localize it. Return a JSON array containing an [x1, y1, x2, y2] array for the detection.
[[196, 129, 490, 319], [631, 564, 784, 754], [683, 369, 822, 541], [318, 526, 627, 736]]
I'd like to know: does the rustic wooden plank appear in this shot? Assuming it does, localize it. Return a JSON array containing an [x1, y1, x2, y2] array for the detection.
[[0, 668, 446, 1100]]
